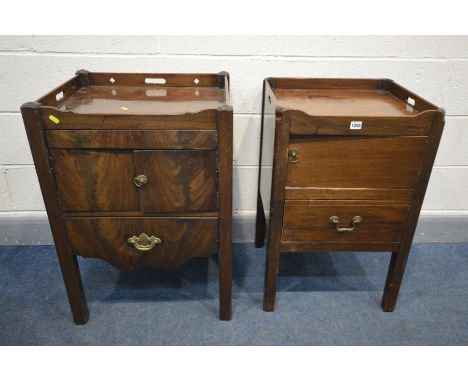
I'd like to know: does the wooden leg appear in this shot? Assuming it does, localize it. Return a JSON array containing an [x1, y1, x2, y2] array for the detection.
[[21, 104, 88, 325], [255, 193, 266, 248], [381, 248, 411, 312], [263, 241, 281, 312], [263, 209, 283, 312], [262, 109, 290, 312], [217, 105, 233, 321], [218, 226, 232, 321], [56, 251, 89, 324]]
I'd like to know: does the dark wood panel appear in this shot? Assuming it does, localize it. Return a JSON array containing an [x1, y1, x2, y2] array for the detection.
[[40, 107, 217, 130], [285, 187, 414, 201], [46, 130, 217, 149], [64, 217, 218, 270], [134, 150, 217, 213], [51, 150, 139, 212], [282, 200, 410, 243], [289, 110, 434, 136], [287, 136, 427, 189]]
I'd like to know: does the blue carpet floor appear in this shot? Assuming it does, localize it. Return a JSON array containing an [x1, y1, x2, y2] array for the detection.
[[0, 243, 466, 345]]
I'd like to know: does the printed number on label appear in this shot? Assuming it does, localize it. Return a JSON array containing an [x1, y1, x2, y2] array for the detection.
[[350, 121, 362, 130]]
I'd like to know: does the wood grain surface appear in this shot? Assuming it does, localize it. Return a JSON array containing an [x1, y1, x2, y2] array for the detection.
[[286, 136, 427, 189], [282, 200, 410, 243], [135, 150, 217, 213], [46, 130, 217, 150], [51, 149, 139, 212], [65, 217, 218, 270]]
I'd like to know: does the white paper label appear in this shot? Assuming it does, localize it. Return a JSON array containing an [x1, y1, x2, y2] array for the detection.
[[350, 121, 362, 130]]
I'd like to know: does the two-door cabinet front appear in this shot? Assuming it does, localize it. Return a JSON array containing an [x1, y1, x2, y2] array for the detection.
[[21, 70, 233, 323], [255, 78, 444, 313]]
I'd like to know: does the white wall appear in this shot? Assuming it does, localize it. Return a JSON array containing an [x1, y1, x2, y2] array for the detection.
[[1, 35, 468, 220]]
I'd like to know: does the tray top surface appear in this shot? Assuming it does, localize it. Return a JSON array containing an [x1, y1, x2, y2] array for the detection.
[[56, 85, 227, 115], [273, 88, 420, 117]]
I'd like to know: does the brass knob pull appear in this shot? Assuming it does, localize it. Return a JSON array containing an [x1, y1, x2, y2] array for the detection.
[[127, 233, 161, 251], [133, 174, 148, 187], [329, 216, 362, 232], [288, 149, 300, 163]]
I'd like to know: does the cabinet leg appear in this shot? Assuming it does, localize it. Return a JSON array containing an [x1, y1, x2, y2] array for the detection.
[[263, 244, 281, 312], [381, 249, 411, 312], [255, 193, 266, 248], [57, 252, 89, 324], [218, 232, 232, 321]]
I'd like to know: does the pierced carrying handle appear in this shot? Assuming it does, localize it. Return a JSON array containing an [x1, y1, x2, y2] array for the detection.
[[127, 233, 161, 252], [329, 216, 362, 232]]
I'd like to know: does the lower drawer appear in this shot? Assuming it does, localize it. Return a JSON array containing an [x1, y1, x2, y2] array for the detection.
[[282, 200, 410, 245], [64, 217, 218, 270]]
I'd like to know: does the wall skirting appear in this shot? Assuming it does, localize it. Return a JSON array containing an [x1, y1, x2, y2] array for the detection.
[[1, 215, 467, 245]]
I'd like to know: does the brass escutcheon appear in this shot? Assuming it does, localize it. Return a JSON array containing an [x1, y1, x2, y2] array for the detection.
[[133, 174, 148, 187], [329, 216, 362, 232], [127, 233, 161, 251], [288, 149, 300, 163]]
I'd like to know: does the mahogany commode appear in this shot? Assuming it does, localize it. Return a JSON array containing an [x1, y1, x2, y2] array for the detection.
[[255, 78, 445, 312], [21, 70, 233, 324]]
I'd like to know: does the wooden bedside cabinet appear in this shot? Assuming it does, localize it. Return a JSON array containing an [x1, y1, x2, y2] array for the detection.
[[255, 78, 445, 312], [21, 70, 233, 323]]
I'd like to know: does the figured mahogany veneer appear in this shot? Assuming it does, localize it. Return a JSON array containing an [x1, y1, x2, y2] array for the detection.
[[21, 70, 233, 324], [134, 150, 217, 213], [65, 217, 218, 270], [256, 77, 445, 313]]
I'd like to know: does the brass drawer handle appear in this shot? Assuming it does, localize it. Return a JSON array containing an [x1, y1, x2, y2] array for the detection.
[[288, 149, 300, 163], [127, 233, 161, 251], [329, 216, 362, 232], [133, 174, 148, 187]]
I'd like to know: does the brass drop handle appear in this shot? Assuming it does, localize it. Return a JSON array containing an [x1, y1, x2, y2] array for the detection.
[[127, 233, 161, 251], [133, 174, 148, 187], [288, 149, 300, 163], [329, 216, 362, 232]]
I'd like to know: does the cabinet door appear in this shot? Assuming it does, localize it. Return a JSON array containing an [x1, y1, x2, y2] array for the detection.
[[287, 136, 427, 190], [51, 149, 139, 212], [134, 150, 217, 213]]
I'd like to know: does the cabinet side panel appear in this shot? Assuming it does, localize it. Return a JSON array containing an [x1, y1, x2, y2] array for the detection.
[[258, 84, 277, 216]]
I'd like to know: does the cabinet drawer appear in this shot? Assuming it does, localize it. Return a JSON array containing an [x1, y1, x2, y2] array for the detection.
[[64, 217, 218, 270], [282, 200, 410, 244], [286, 136, 427, 191], [51, 149, 217, 213]]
